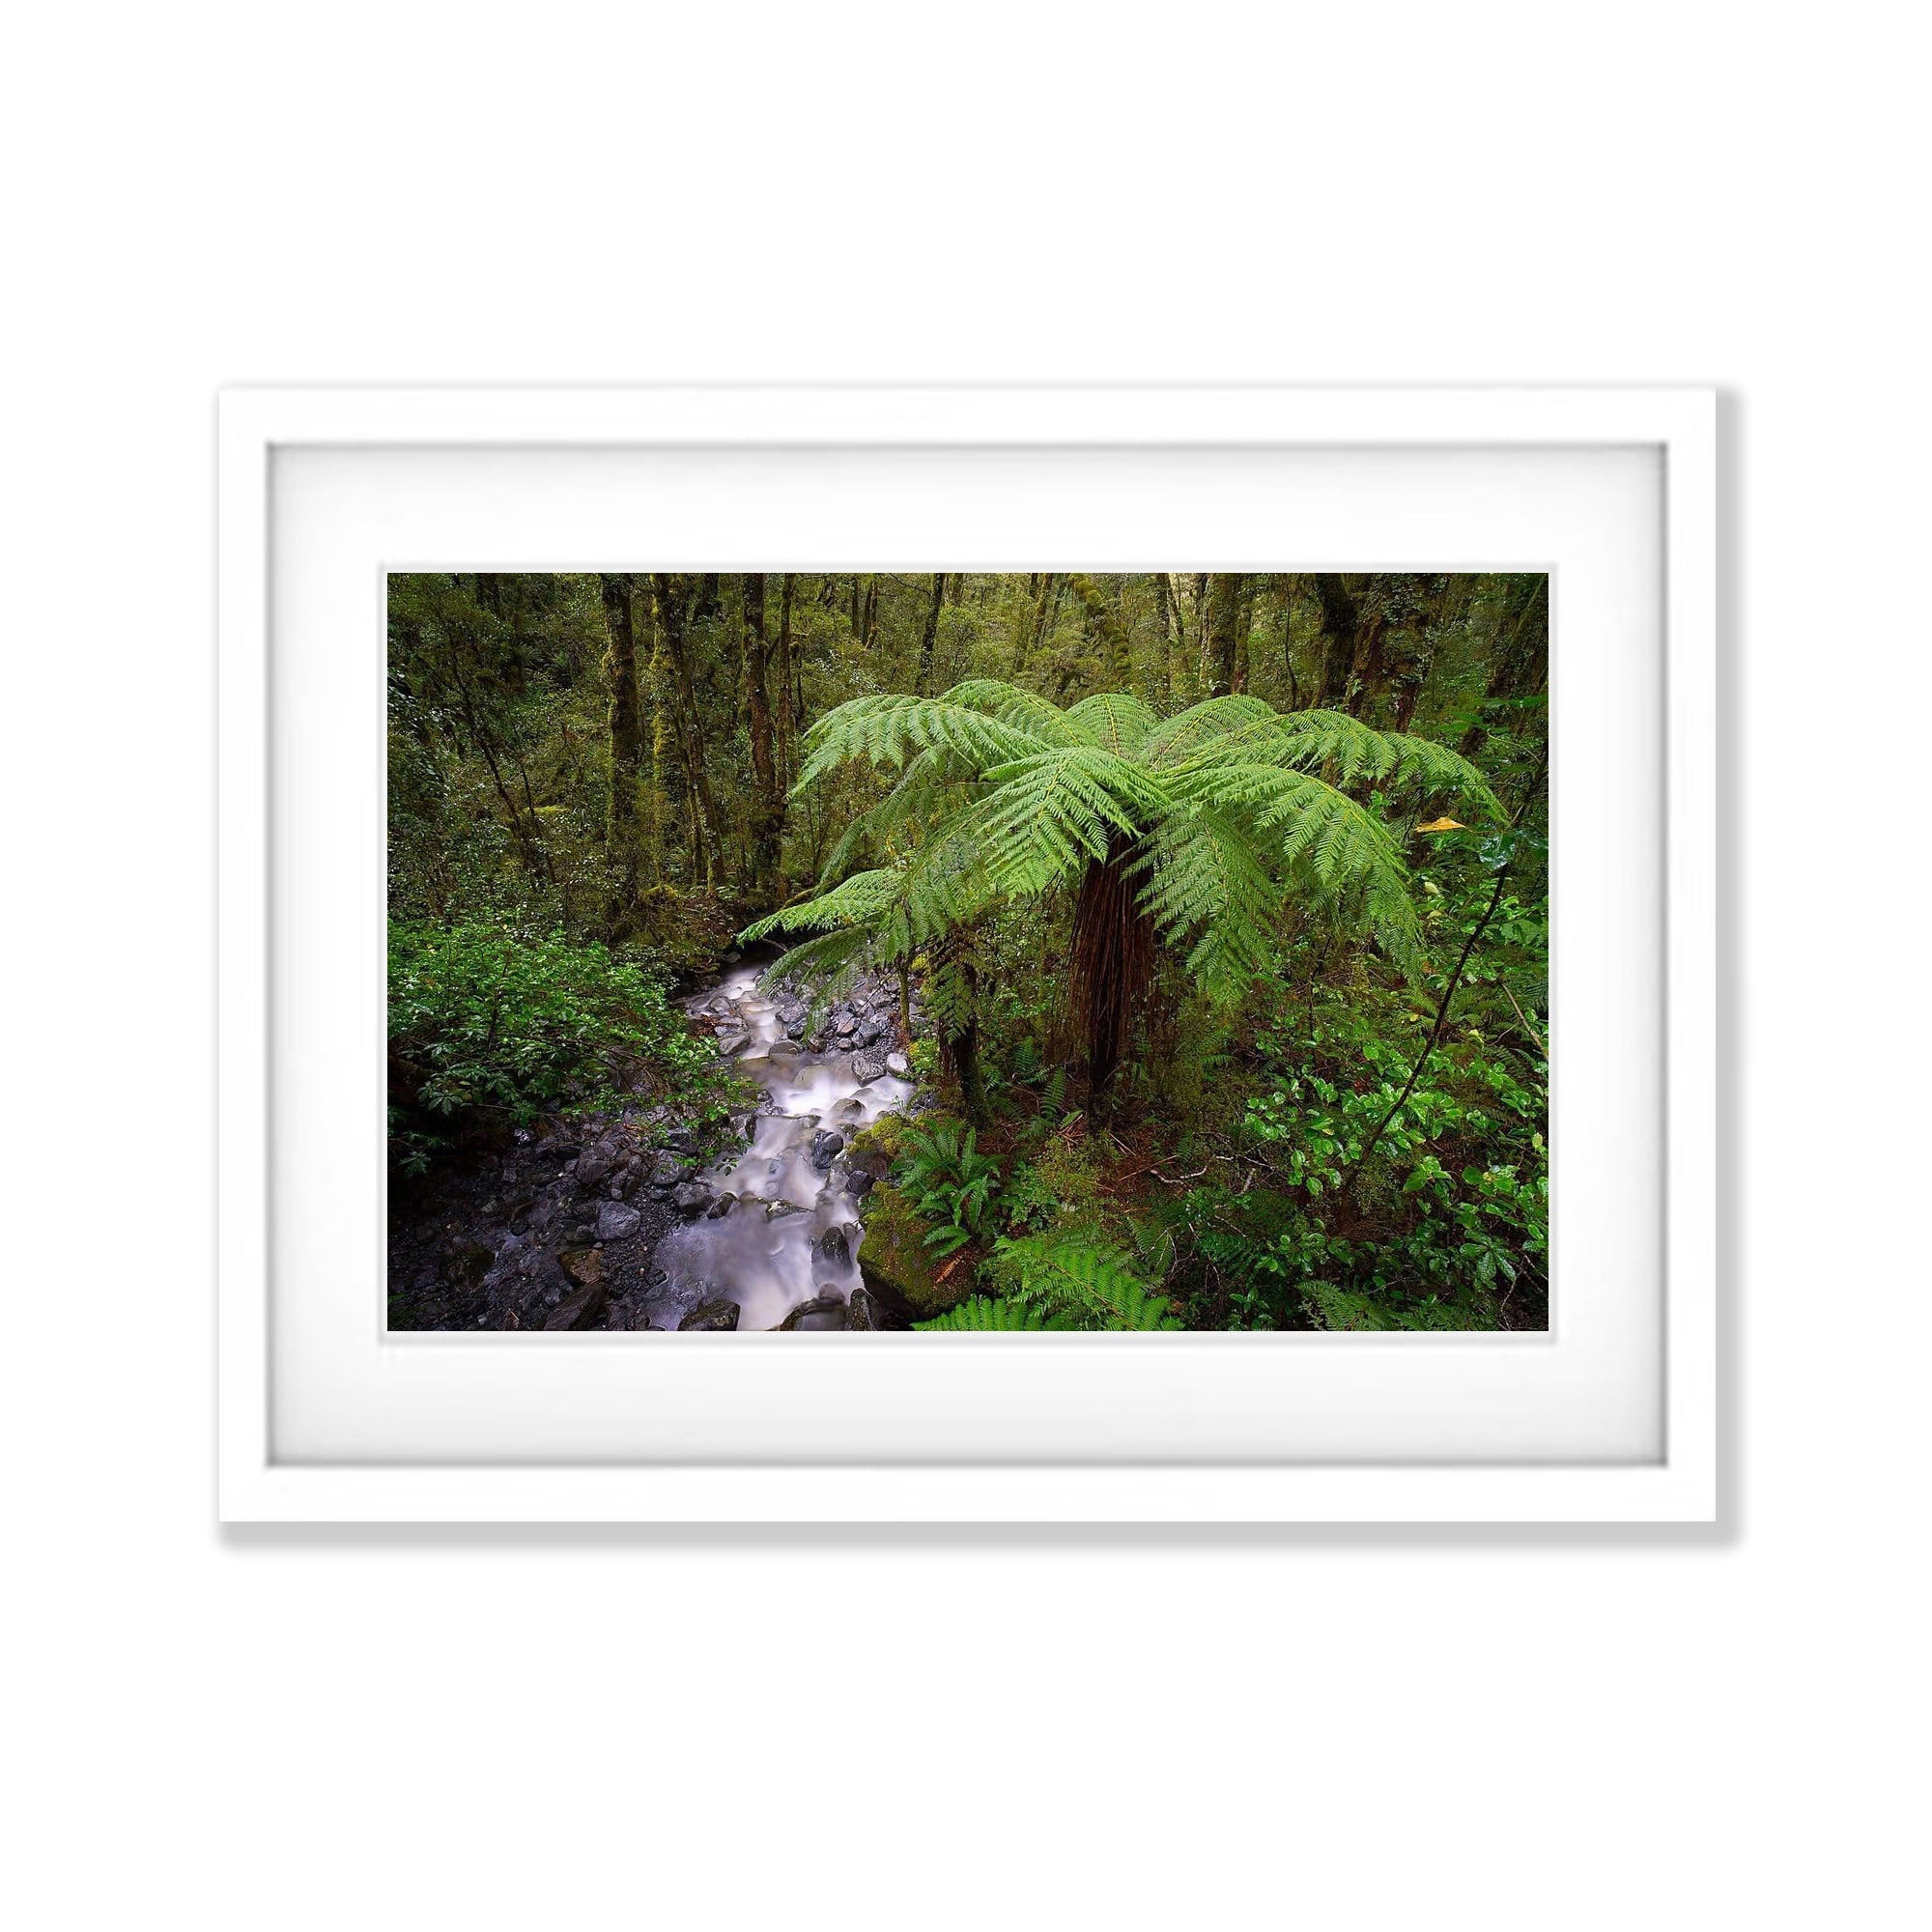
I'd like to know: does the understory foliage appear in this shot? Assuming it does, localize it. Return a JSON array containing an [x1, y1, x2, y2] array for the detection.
[[387, 570, 1548, 1331], [386, 923, 724, 1174]]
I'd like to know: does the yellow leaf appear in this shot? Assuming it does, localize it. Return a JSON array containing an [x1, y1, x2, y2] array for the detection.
[[1416, 816, 1466, 834]]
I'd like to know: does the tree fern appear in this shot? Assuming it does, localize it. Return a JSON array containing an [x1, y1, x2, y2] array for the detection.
[[753, 680, 1501, 1105]]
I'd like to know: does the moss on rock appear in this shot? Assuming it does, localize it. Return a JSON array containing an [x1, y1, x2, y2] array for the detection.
[[856, 1179, 970, 1320], [845, 1112, 914, 1177]]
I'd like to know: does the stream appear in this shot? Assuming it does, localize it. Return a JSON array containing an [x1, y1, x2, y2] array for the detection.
[[642, 965, 916, 1332]]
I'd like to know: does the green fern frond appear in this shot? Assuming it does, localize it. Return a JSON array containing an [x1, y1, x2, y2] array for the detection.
[[914, 1296, 1072, 1332], [975, 747, 1170, 897], [740, 868, 899, 943], [995, 1234, 1183, 1331], [753, 925, 871, 994], [937, 679, 1086, 745], [1203, 711, 1503, 819], [1140, 695, 1278, 770], [796, 694, 1046, 789], [1137, 804, 1281, 1003], [1064, 691, 1158, 756]]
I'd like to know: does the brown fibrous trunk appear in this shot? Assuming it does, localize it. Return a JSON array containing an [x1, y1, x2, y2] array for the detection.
[[1071, 835, 1156, 1117]]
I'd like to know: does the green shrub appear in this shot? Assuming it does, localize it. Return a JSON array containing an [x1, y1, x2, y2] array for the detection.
[[1003, 1132, 1104, 1235], [387, 921, 721, 1172]]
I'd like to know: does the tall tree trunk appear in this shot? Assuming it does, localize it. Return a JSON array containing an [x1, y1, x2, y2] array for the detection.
[[1151, 570, 1176, 704], [1460, 575, 1549, 756], [1206, 573, 1245, 697], [776, 572, 797, 789], [1071, 835, 1156, 1120], [650, 574, 724, 889], [599, 574, 646, 937], [1278, 576, 1302, 709], [1234, 577, 1255, 693], [1165, 570, 1189, 696], [916, 571, 947, 694], [1313, 573, 1359, 709], [1068, 574, 1133, 691], [1345, 579, 1392, 719], [740, 572, 783, 902], [952, 957, 989, 1128], [1014, 572, 1060, 673]]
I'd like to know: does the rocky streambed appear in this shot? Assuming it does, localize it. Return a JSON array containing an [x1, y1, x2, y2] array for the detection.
[[386, 962, 923, 1333]]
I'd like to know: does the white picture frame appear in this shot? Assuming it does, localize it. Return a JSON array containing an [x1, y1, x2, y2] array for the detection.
[[218, 384, 1716, 1523]]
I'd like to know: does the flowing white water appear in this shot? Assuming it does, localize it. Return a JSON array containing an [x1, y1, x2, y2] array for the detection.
[[643, 965, 913, 1332]]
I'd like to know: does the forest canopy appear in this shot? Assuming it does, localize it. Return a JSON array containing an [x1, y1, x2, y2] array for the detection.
[[388, 570, 1548, 1334]]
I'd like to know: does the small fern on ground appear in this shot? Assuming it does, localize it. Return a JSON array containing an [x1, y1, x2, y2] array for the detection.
[[894, 1118, 1003, 1254]]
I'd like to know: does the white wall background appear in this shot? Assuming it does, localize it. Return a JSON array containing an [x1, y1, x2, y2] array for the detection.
[[4, 5, 1925, 1927]]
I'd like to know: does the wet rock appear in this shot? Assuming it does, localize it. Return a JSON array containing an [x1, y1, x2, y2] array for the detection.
[[764, 1037, 804, 1059], [671, 1182, 713, 1216], [596, 1200, 642, 1242], [704, 1192, 737, 1219], [544, 1274, 611, 1331], [886, 1051, 911, 1078], [818, 1224, 854, 1265], [852, 1048, 889, 1084], [660, 1126, 697, 1156], [575, 1142, 617, 1187], [558, 1246, 604, 1289], [848, 1285, 909, 1331], [678, 1297, 740, 1332], [810, 1129, 845, 1170], [846, 1166, 877, 1199], [715, 1028, 751, 1055], [765, 1199, 806, 1220], [647, 1151, 685, 1186], [774, 1293, 847, 1331]]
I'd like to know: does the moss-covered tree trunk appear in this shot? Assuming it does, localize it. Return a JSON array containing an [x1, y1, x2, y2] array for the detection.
[[1460, 576, 1548, 756], [1151, 570, 1176, 703], [776, 572, 797, 790], [916, 572, 948, 694], [599, 574, 647, 937], [741, 572, 783, 902], [1206, 572, 1246, 698], [1069, 573, 1134, 694], [650, 573, 724, 889], [1313, 572, 1359, 708]]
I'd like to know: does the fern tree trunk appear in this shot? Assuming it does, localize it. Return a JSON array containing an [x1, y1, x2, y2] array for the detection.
[[1072, 834, 1156, 1120]]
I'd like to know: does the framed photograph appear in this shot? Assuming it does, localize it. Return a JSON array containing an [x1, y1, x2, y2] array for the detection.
[[218, 384, 1715, 1522]]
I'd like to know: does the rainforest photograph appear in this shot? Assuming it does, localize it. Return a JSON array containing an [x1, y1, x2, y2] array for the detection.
[[387, 569, 1548, 1335]]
